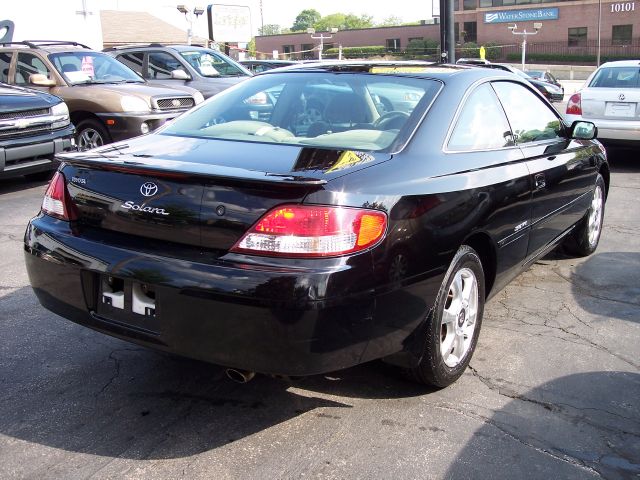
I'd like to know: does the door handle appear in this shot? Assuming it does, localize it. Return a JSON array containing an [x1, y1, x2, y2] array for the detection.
[[535, 173, 546, 190], [547, 155, 556, 161]]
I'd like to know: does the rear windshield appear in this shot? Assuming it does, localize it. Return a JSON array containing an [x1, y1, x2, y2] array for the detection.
[[161, 71, 441, 152], [589, 66, 640, 88]]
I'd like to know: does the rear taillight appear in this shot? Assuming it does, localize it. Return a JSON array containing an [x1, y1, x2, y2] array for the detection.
[[566, 93, 582, 115], [231, 205, 387, 257], [42, 172, 77, 221]]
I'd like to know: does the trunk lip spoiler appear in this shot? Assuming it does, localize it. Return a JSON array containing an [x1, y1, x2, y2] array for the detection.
[[55, 152, 328, 186]]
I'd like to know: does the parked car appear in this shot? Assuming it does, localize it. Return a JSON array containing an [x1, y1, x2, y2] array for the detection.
[[0, 40, 203, 151], [0, 82, 75, 179], [240, 59, 299, 74], [24, 62, 608, 387], [106, 44, 251, 99], [564, 60, 640, 150], [459, 60, 565, 102], [526, 69, 563, 91]]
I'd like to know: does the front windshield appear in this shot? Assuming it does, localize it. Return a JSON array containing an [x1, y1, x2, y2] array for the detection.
[[49, 52, 144, 85], [527, 71, 544, 78], [179, 50, 248, 77], [161, 71, 441, 152]]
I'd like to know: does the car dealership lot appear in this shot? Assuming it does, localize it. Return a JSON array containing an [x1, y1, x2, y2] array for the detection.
[[0, 152, 638, 479]]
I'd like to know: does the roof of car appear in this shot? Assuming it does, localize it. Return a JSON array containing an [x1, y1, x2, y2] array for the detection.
[[256, 60, 529, 84], [0, 41, 93, 53], [104, 44, 214, 53], [599, 60, 640, 68]]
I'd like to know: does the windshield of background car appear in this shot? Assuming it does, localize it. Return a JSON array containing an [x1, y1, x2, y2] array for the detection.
[[161, 72, 440, 152], [49, 51, 143, 84], [179, 50, 248, 77], [589, 66, 640, 88]]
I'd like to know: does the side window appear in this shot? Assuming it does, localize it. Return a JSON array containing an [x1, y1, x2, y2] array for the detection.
[[0, 52, 12, 83], [448, 83, 513, 151], [148, 51, 185, 80], [117, 52, 144, 76], [493, 81, 563, 144], [15, 53, 52, 85]]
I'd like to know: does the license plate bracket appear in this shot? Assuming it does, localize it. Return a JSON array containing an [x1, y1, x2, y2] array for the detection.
[[96, 276, 160, 334], [605, 102, 636, 117]]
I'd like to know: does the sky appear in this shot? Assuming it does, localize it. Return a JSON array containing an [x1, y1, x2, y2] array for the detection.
[[99, 0, 437, 37]]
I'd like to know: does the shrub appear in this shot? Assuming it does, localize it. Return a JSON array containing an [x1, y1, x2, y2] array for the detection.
[[324, 46, 386, 58]]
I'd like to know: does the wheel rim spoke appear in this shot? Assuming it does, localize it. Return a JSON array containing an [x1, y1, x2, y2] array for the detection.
[[440, 267, 479, 368]]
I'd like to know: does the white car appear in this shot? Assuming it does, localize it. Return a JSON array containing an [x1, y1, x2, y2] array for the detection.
[[565, 60, 640, 149]]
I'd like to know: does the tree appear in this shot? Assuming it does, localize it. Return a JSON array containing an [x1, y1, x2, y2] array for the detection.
[[247, 37, 256, 58], [379, 15, 402, 27], [313, 13, 373, 31], [291, 9, 321, 31], [258, 24, 282, 36]]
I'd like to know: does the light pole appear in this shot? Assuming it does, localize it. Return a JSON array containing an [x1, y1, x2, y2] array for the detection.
[[177, 5, 205, 45], [307, 27, 338, 61], [596, 0, 602, 66], [508, 22, 542, 71]]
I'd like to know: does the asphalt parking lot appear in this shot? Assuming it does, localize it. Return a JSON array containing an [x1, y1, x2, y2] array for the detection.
[[0, 150, 638, 479]]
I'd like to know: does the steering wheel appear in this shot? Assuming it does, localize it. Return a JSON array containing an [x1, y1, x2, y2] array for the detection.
[[374, 111, 410, 130]]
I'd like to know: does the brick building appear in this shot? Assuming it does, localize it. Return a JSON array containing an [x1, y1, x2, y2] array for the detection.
[[255, 0, 640, 60]]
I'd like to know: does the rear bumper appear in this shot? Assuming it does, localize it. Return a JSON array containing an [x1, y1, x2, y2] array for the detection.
[[564, 114, 640, 143], [97, 110, 189, 143], [24, 215, 438, 376], [0, 126, 75, 178]]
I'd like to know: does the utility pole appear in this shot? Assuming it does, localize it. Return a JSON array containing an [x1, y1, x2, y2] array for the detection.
[[596, 0, 602, 66], [439, 0, 455, 63], [508, 22, 542, 71], [307, 28, 338, 61]]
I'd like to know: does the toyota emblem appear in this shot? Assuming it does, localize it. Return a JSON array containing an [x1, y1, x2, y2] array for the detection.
[[619, 93, 626, 101], [140, 182, 158, 197]]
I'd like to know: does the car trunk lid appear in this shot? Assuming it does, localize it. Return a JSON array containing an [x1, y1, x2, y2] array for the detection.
[[580, 87, 640, 121], [57, 134, 391, 252]]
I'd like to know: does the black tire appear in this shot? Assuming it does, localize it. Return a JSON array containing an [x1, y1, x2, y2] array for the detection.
[[564, 173, 606, 257], [76, 118, 110, 152], [406, 245, 485, 387]]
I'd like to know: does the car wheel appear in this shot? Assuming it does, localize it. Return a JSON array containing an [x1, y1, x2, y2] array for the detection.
[[76, 119, 110, 152], [406, 245, 485, 387], [564, 173, 606, 257]]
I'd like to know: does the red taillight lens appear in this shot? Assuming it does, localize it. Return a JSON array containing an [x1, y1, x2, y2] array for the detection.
[[566, 93, 582, 115], [42, 172, 77, 221], [231, 205, 387, 257]]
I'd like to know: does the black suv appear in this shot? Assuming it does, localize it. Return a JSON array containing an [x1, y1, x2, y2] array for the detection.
[[106, 44, 251, 99], [0, 83, 74, 179]]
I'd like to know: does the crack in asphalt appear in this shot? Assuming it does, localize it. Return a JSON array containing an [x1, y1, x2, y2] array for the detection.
[[468, 366, 640, 435], [432, 402, 604, 478], [493, 298, 639, 369], [551, 269, 640, 308]]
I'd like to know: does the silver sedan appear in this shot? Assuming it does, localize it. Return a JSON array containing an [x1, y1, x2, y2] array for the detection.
[[564, 60, 640, 149]]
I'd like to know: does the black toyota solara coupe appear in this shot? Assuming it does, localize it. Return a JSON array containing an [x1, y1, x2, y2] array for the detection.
[[24, 62, 608, 387]]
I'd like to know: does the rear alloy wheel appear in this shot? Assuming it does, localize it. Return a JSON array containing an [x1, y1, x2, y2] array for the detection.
[[406, 245, 485, 387], [76, 119, 110, 152], [564, 173, 606, 257]]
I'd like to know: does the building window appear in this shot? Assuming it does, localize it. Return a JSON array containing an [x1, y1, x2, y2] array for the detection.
[[612, 25, 633, 45], [463, 22, 478, 43], [455, 23, 460, 42], [386, 38, 401, 51], [479, 0, 493, 6], [464, 0, 477, 9], [568, 27, 587, 47], [282, 45, 294, 54], [301, 44, 315, 59], [454, 0, 460, 11]]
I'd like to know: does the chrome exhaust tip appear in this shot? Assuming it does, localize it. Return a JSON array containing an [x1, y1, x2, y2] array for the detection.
[[225, 368, 256, 384]]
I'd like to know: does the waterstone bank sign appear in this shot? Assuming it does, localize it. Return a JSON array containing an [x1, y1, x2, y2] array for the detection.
[[484, 7, 559, 24]]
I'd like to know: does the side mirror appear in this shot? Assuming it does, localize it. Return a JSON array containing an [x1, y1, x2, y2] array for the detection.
[[569, 120, 597, 140], [29, 73, 56, 87], [170, 69, 191, 80]]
